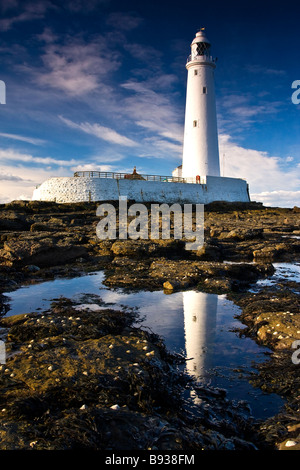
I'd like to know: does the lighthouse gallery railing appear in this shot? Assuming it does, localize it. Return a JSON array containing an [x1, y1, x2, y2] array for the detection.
[[73, 171, 204, 184]]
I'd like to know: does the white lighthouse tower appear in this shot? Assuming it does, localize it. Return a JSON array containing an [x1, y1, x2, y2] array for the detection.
[[181, 29, 220, 179]]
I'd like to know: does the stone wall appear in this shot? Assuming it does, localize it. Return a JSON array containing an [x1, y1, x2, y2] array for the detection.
[[32, 175, 250, 204]]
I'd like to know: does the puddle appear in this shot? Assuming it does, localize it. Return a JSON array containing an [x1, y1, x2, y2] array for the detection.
[[254, 262, 300, 291], [2, 270, 286, 419]]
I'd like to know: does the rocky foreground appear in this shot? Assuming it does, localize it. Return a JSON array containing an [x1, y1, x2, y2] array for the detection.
[[0, 199, 299, 450]]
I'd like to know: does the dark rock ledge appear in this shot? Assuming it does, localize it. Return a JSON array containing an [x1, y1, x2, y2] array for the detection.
[[0, 298, 260, 450], [0, 200, 299, 450]]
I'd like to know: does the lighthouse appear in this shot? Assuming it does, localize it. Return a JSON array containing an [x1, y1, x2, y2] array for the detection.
[[33, 29, 251, 205], [181, 29, 220, 179]]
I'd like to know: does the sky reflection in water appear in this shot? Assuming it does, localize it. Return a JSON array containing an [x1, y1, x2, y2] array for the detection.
[[3, 269, 287, 419]]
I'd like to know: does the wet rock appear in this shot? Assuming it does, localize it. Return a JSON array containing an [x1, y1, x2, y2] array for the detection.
[[219, 228, 263, 241], [228, 282, 300, 448], [0, 297, 261, 450], [95, 240, 114, 256], [110, 239, 184, 258], [0, 212, 30, 231], [253, 244, 289, 260], [30, 223, 52, 232], [196, 243, 222, 260], [24, 265, 40, 273], [0, 233, 88, 267], [199, 277, 235, 293], [0, 200, 299, 449], [162, 280, 190, 291]]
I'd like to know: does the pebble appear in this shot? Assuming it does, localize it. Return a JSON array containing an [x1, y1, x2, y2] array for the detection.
[[80, 404, 87, 410], [146, 350, 155, 357], [110, 404, 120, 410], [285, 440, 297, 447]]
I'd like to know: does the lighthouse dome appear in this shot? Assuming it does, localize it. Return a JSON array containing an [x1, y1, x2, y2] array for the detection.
[[192, 30, 211, 45]]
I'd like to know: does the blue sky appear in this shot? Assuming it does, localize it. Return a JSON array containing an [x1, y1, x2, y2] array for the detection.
[[0, 0, 299, 206]]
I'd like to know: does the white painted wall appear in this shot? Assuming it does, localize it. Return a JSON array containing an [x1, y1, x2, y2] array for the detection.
[[32, 175, 250, 204]]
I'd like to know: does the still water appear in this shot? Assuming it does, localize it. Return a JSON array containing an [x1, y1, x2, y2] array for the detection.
[[2, 269, 287, 419]]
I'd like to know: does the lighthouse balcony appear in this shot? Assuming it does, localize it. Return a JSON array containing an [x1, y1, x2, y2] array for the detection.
[[186, 54, 216, 64]]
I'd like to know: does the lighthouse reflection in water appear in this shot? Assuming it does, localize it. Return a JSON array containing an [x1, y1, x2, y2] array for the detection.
[[183, 291, 217, 382]]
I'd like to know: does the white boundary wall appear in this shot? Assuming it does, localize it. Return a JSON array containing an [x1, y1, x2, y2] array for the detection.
[[32, 175, 250, 204]]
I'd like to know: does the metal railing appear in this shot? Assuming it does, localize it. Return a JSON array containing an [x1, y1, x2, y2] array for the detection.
[[73, 171, 204, 184], [74, 171, 206, 184], [186, 54, 215, 64]]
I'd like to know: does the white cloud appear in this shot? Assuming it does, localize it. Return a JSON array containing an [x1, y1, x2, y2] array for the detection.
[[34, 37, 120, 96], [124, 43, 162, 64], [0, 1, 54, 31], [0, 133, 46, 145], [0, 148, 80, 166], [144, 137, 182, 155], [60, 116, 138, 147], [219, 94, 284, 129], [0, 163, 70, 203], [246, 64, 287, 76], [106, 12, 143, 31], [0, 171, 26, 182], [251, 190, 300, 208], [120, 77, 183, 148], [219, 134, 300, 206], [71, 163, 117, 173]]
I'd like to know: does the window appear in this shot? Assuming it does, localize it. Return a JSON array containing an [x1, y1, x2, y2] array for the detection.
[[203, 86, 207, 94], [196, 42, 210, 56], [194, 69, 198, 76], [193, 120, 197, 127]]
